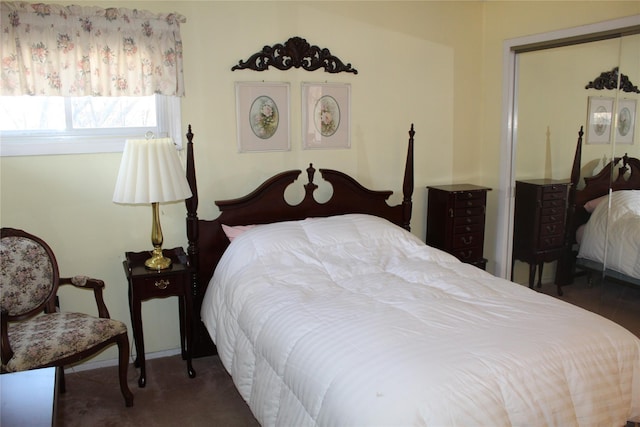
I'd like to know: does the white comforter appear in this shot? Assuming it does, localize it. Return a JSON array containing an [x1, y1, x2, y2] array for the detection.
[[202, 214, 640, 426], [578, 190, 640, 279]]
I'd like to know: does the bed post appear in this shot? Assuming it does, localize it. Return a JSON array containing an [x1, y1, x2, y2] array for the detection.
[[402, 124, 415, 231], [569, 126, 583, 196], [184, 125, 203, 351], [556, 126, 584, 288]]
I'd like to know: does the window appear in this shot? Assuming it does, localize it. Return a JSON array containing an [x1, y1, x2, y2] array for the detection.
[[0, 95, 182, 156]]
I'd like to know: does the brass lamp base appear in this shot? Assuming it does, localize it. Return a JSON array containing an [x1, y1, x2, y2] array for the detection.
[[145, 247, 172, 270]]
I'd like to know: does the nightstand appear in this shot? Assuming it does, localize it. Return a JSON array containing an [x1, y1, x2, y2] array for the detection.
[[123, 247, 195, 387], [426, 184, 492, 270]]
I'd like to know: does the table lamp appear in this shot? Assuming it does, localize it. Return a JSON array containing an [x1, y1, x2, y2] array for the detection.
[[113, 137, 192, 270]]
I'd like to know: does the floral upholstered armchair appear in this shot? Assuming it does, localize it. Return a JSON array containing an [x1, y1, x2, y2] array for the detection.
[[0, 228, 133, 407]]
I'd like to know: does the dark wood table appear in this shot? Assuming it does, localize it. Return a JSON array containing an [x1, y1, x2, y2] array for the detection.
[[123, 247, 195, 387]]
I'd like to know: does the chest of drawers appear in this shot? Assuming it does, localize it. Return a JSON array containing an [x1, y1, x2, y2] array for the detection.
[[426, 184, 491, 270], [512, 179, 570, 292]]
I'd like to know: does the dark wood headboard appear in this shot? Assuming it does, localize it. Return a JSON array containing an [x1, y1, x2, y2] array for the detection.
[[556, 126, 640, 286], [567, 126, 640, 240], [184, 124, 415, 356]]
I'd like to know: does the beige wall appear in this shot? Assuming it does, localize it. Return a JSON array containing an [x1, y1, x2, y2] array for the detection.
[[1, 1, 638, 364]]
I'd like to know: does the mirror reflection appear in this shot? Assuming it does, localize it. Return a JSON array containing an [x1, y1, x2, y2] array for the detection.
[[511, 32, 640, 294]]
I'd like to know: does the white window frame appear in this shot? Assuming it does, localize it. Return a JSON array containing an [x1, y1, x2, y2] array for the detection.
[[0, 95, 182, 157]]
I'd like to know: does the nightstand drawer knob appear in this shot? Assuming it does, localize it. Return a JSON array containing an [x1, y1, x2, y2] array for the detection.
[[155, 279, 170, 290]]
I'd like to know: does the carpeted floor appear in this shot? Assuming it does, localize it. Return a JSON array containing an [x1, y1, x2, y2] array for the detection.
[[55, 353, 259, 427], [53, 275, 640, 426]]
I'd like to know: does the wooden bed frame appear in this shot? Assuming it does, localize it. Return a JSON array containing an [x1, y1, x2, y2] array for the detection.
[[184, 124, 416, 357], [556, 126, 640, 288]]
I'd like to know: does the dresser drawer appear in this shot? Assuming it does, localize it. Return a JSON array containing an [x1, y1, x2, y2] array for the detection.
[[451, 246, 484, 262], [454, 222, 483, 235], [453, 191, 485, 201], [541, 213, 564, 224], [453, 215, 483, 226], [541, 206, 564, 216], [539, 222, 564, 237], [454, 197, 485, 209], [542, 183, 567, 193], [542, 190, 566, 201], [453, 206, 485, 217], [542, 198, 566, 210], [452, 232, 483, 249], [538, 234, 564, 250]]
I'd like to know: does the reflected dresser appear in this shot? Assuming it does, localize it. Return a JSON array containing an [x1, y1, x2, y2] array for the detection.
[[512, 179, 570, 293]]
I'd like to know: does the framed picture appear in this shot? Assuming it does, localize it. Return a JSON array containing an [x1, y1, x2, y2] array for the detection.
[[585, 96, 614, 144], [235, 82, 290, 152], [616, 98, 636, 145], [302, 83, 351, 149]]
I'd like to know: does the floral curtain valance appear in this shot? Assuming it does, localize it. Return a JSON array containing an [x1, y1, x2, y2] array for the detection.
[[1, 2, 186, 96]]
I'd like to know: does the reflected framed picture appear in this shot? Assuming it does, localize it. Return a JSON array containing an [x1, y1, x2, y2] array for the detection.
[[235, 82, 290, 152], [302, 83, 351, 149], [585, 96, 614, 144], [616, 98, 636, 145]]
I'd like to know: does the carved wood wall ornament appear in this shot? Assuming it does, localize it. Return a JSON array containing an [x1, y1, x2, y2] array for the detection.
[[585, 67, 640, 93], [231, 36, 358, 74]]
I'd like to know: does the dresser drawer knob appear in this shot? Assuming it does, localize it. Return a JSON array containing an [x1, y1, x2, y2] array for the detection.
[[449, 208, 454, 218], [155, 279, 170, 290], [462, 236, 473, 245]]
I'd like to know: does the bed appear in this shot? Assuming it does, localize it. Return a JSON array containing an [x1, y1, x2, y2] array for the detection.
[[184, 125, 640, 426], [557, 126, 640, 288]]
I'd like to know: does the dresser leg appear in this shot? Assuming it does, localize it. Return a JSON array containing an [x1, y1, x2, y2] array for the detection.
[[537, 262, 544, 288], [528, 263, 536, 289]]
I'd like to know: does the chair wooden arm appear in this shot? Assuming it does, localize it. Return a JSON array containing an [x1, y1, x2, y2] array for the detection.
[[59, 276, 111, 319], [1, 309, 14, 366]]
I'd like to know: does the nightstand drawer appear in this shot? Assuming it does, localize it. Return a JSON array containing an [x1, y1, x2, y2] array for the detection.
[[134, 274, 185, 298]]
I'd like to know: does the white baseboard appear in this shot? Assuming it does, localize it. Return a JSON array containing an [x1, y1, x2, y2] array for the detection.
[[66, 348, 182, 373]]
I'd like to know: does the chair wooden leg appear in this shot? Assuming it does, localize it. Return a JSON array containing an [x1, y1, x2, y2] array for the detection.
[[117, 333, 134, 407], [58, 366, 66, 393]]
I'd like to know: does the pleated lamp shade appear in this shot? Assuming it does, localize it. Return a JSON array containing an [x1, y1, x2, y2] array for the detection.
[[113, 138, 192, 204]]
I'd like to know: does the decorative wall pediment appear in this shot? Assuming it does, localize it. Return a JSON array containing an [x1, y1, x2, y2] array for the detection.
[[585, 67, 640, 93], [231, 36, 358, 74]]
